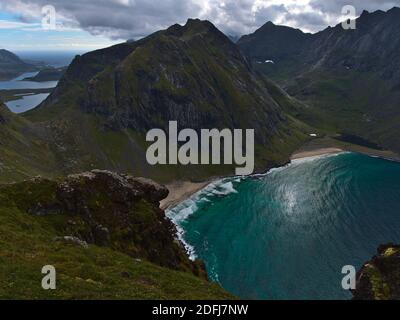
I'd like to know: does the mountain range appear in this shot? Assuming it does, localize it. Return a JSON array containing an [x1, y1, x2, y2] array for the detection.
[[238, 7, 400, 154], [1, 19, 311, 184]]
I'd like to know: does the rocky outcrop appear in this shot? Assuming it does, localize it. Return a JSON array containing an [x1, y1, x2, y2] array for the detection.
[[353, 244, 400, 300], [1, 170, 206, 278]]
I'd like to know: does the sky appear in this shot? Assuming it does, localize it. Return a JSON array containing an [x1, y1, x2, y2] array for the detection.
[[0, 0, 399, 52]]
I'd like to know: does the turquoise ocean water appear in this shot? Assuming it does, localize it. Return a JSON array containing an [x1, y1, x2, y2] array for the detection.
[[166, 152, 400, 300]]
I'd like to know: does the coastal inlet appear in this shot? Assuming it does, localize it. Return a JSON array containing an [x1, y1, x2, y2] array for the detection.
[[167, 152, 400, 300]]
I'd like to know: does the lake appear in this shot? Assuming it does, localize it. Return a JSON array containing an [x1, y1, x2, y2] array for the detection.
[[0, 72, 57, 113]]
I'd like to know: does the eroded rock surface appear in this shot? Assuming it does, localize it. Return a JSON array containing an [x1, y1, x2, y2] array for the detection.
[[1, 170, 206, 278]]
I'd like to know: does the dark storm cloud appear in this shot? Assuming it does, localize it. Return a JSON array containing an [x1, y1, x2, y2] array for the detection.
[[285, 11, 328, 32], [1, 0, 399, 39], [207, 1, 288, 36], [309, 0, 400, 15], [305, 0, 400, 31], [253, 5, 288, 28], [1, 0, 201, 39]]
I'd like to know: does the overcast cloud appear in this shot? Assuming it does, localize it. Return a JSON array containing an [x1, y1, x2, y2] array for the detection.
[[0, 0, 399, 40]]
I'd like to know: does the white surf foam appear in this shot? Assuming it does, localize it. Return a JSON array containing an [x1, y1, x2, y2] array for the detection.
[[166, 178, 240, 260]]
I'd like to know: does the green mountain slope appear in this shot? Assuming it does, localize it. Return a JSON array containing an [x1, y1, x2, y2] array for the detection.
[[0, 170, 233, 299], [23, 19, 310, 183], [237, 21, 313, 80], [0, 102, 59, 182], [0, 49, 36, 80], [238, 7, 400, 154]]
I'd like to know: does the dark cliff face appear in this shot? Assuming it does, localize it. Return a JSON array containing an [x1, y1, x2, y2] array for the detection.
[[75, 19, 285, 145], [238, 21, 313, 65], [23, 19, 308, 182], [238, 8, 400, 84], [353, 244, 400, 300], [237, 7, 400, 154], [307, 8, 400, 84], [2, 170, 206, 278]]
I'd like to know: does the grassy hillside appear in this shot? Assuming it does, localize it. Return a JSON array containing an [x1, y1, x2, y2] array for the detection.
[[0, 170, 233, 299], [0, 103, 60, 182], [284, 69, 400, 151]]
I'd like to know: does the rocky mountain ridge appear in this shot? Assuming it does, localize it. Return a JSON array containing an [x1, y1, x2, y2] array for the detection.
[[238, 7, 400, 154], [17, 19, 310, 183]]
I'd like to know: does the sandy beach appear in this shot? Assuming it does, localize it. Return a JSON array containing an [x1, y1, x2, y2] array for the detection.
[[290, 147, 344, 160], [160, 180, 212, 210]]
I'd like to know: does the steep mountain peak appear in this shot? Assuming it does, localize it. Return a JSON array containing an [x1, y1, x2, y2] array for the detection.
[[237, 20, 312, 63], [357, 8, 387, 23], [388, 6, 400, 13], [165, 18, 227, 41], [28, 19, 307, 180], [0, 49, 21, 63], [238, 6, 400, 155], [261, 21, 275, 28], [0, 49, 35, 80], [360, 9, 370, 17], [185, 18, 213, 28], [75, 17, 284, 137], [254, 20, 306, 35]]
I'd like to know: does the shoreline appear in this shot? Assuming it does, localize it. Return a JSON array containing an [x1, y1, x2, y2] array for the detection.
[[161, 148, 345, 211], [290, 147, 344, 160], [160, 180, 213, 210], [161, 141, 400, 211]]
